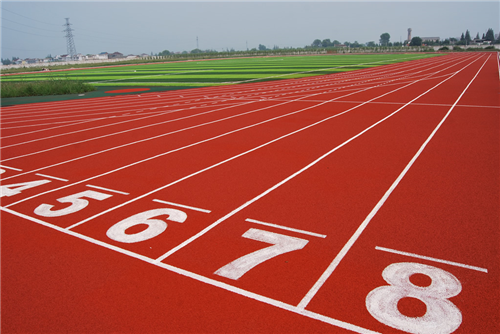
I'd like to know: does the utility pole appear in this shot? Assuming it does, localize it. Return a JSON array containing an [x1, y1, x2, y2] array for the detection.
[[63, 18, 77, 60], [196, 36, 199, 49]]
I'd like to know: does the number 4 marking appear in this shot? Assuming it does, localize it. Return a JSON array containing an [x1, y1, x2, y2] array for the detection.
[[214, 228, 309, 280], [0, 180, 51, 198]]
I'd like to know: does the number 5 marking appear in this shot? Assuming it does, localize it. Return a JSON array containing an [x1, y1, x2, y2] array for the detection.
[[214, 228, 309, 280], [34, 190, 112, 217]]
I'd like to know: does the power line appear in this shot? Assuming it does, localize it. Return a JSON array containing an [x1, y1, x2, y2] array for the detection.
[[3, 8, 161, 43], [1, 26, 60, 38], [2, 17, 61, 33], [2, 7, 61, 26]]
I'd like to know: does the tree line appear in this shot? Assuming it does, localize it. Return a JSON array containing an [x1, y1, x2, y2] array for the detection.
[[311, 28, 499, 48]]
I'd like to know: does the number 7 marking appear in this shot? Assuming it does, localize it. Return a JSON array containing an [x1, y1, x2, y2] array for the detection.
[[214, 228, 309, 280]]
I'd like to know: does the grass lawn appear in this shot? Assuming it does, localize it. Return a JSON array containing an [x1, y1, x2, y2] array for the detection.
[[1, 54, 441, 93]]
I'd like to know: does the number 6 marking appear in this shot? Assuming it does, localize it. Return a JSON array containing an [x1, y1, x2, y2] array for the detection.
[[214, 228, 309, 280], [366, 262, 462, 334], [106, 208, 187, 243]]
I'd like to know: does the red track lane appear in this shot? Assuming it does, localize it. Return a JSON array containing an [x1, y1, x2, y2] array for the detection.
[[0, 57, 467, 210], [0, 56, 471, 186], [304, 54, 499, 334], [1, 53, 498, 334]]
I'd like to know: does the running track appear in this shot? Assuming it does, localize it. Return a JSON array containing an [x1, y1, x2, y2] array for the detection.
[[1, 52, 499, 334]]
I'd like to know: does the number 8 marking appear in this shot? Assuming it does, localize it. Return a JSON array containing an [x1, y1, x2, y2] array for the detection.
[[366, 262, 462, 334]]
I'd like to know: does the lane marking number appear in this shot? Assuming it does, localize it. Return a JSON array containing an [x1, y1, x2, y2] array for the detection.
[[366, 262, 462, 334], [106, 208, 187, 243], [34, 190, 112, 217], [214, 228, 309, 280], [1, 180, 51, 198]]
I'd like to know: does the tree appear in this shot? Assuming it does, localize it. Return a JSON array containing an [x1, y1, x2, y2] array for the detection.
[[460, 33, 465, 42], [409, 37, 422, 46], [465, 30, 472, 44], [475, 32, 480, 40], [1, 58, 12, 65], [379, 33, 390, 46], [321, 39, 332, 47], [366, 41, 376, 47], [258, 44, 267, 51], [190, 49, 202, 54], [485, 28, 495, 41], [158, 50, 171, 56], [312, 39, 321, 47]]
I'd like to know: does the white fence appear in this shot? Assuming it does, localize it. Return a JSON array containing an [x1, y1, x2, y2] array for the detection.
[[0, 57, 146, 70]]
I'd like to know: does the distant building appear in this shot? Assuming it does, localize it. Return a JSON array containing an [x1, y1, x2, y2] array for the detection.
[[94, 52, 109, 60], [108, 52, 124, 59], [421, 37, 440, 43]]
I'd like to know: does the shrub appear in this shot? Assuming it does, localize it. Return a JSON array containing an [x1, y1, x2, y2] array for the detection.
[[1, 78, 96, 98]]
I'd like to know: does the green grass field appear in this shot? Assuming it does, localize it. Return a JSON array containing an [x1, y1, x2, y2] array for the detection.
[[1, 54, 441, 91]]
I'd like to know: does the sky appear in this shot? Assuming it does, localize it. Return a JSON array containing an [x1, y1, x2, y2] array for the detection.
[[1, 1, 499, 60]]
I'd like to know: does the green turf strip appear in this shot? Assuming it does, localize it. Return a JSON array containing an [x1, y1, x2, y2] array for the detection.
[[1, 54, 442, 90]]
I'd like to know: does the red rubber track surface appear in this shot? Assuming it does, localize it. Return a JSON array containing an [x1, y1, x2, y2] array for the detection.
[[1, 53, 499, 334]]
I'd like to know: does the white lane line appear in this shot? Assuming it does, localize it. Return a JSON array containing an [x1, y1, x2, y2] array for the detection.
[[62, 64, 455, 232], [1, 55, 462, 165], [1, 55, 448, 143], [0, 165, 22, 171], [153, 56, 478, 263], [86, 184, 129, 195], [497, 52, 500, 81], [1, 117, 108, 139], [0, 205, 379, 334], [0, 76, 384, 176], [35, 173, 69, 182], [296, 54, 490, 310], [89, 69, 214, 84], [0, 101, 255, 161], [0, 102, 240, 147], [152, 199, 211, 213], [375, 246, 488, 273], [231, 55, 427, 84], [1, 119, 95, 130], [245, 218, 327, 238], [3, 54, 463, 201]]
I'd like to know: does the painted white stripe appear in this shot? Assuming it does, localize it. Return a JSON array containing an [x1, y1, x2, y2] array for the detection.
[[35, 173, 68, 182], [497, 52, 500, 81], [152, 199, 211, 213], [154, 56, 479, 264], [64, 61, 460, 232], [86, 184, 129, 195], [375, 246, 488, 273], [296, 54, 490, 310], [0, 165, 22, 171], [0, 206, 379, 334], [1, 54, 454, 151], [2, 55, 466, 184], [233, 55, 428, 84], [245, 218, 327, 238], [1, 118, 108, 139], [0, 101, 254, 154]]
